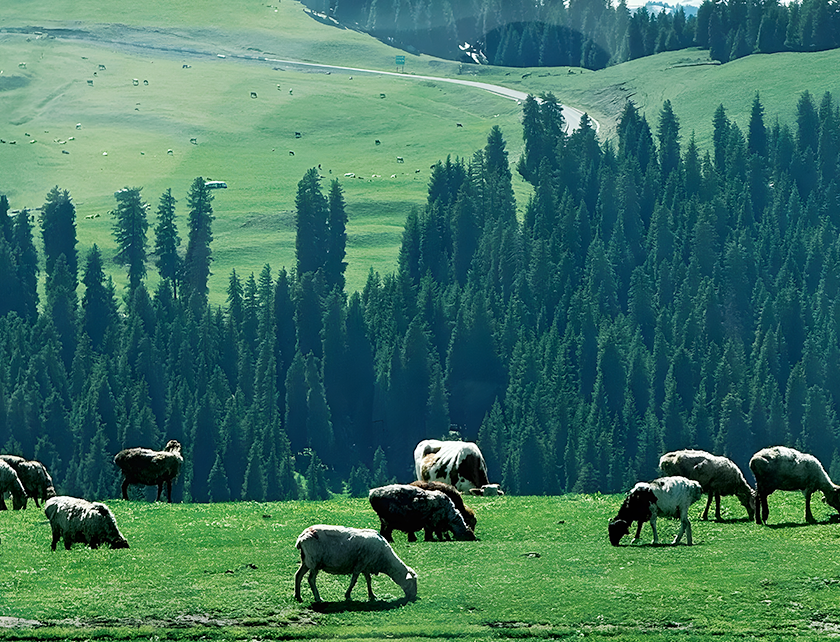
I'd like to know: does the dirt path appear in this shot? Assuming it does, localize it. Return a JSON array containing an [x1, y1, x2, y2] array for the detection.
[[1, 21, 596, 133]]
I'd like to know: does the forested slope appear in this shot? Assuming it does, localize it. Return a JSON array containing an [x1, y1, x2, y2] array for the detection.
[[1, 87, 839, 500]]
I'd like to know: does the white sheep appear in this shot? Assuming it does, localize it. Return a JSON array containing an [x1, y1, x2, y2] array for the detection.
[[659, 449, 755, 521], [0, 460, 27, 510], [609, 476, 703, 546], [294, 524, 418, 603], [749, 446, 840, 525], [44, 496, 129, 550]]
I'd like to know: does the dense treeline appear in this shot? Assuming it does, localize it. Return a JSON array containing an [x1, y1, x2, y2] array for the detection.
[[302, 0, 840, 69], [2, 88, 840, 500]]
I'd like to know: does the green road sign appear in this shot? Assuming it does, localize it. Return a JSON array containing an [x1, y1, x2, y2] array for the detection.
[[396, 55, 405, 65]]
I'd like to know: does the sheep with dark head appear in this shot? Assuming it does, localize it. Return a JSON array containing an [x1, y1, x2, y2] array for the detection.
[[369, 484, 476, 542], [609, 476, 703, 546], [659, 449, 755, 521], [294, 524, 417, 603], [0, 460, 27, 510], [114, 439, 183, 502], [44, 496, 129, 550], [409, 480, 477, 539], [749, 446, 840, 525]]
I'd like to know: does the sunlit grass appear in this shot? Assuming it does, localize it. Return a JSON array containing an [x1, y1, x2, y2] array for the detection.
[[1, 492, 840, 640]]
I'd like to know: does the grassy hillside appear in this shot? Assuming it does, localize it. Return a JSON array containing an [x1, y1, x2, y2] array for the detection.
[[0, 0, 526, 299], [1, 493, 840, 640], [495, 47, 840, 150], [3, 0, 840, 302]]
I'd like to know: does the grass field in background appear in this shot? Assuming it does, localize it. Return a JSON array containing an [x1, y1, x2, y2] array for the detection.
[[1, 493, 840, 640], [3, 0, 840, 304]]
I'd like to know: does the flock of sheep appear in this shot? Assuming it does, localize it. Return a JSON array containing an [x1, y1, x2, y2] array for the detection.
[[3, 437, 839, 605], [608, 445, 840, 547], [0, 440, 183, 550]]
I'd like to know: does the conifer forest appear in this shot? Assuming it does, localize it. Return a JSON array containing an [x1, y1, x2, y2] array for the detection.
[[2, 90, 840, 502], [302, 0, 840, 68]]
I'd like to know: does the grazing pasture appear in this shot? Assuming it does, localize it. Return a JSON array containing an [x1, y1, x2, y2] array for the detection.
[[1, 493, 839, 640]]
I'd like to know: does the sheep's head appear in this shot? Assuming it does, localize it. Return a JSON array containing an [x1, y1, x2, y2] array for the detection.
[[164, 440, 182, 455], [741, 490, 756, 521], [400, 567, 418, 601], [608, 518, 630, 546], [455, 527, 477, 541], [825, 487, 840, 514]]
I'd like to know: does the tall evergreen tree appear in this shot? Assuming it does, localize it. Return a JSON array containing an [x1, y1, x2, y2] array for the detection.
[[40, 186, 78, 282], [183, 177, 214, 313], [153, 188, 181, 299], [295, 167, 329, 277], [112, 187, 149, 291]]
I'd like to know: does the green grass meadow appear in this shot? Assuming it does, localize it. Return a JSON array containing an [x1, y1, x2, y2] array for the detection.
[[4, 0, 840, 300], [2, 493, 840, 640]]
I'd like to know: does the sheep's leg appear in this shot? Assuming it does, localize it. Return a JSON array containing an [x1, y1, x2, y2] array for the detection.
[[423, 528, 434, 542], [364, 573, 375, 601], [165, 479, 173, 503], [673, 509, 692, 545], [805, 491, 816, 523], [156, 482, 164, 502], [64, 535, 73, 550], [715, 493, 722, 521], [630, 520, 644, 544], [307, 569, 322, 602], [121, 478, 131, 500], [50, 528, 60, 551], [345, 572, 360, 600], [407, 530, 418, 543], [0, 497, 6, 510], [701, 493, 713, 520], [649, 514, 659, 545], [294, 564, 308, 602], [379, 520, 393, 543]]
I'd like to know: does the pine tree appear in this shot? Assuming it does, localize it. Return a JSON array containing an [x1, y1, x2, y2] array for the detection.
[[40, 186, 78, 283], [112, 187, 149, 291], [183, 177, 214, 313], [295, 167, 329, 277], [325, 179, 348, 292], [153, 188, 181, 299], [81, 245, 119, 353], [45, 255, 78, 370], [13, 209, 39, 321]]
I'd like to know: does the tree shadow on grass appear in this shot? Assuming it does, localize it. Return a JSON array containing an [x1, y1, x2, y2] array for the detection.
[[311, 597, 416, 613]]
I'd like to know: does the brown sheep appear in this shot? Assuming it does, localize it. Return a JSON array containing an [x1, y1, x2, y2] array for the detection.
[[410, 480, 477, 539], [114, 440, 183, 502]]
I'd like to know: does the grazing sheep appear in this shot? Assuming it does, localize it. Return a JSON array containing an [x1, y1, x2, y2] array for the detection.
[[609, 476, 703, 546], [294, 524, 417, 603], [369, 484, 476, 543], [469, 484, 505, 496], [749, 446, 840, 525], [0, 460, 27, 510], [15, 460, 56, 508], [409, 480, 477, 539], [659, 449, 755, 521], [114, 439, 183, 502], [44, 496, 129, 550]]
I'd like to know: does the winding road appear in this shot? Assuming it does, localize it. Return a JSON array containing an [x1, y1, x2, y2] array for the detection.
[[259, 56, 595, 133], [1, 22, 596, 134]]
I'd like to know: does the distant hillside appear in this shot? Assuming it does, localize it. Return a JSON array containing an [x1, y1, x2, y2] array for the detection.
[[302, 0, 840, 69]]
